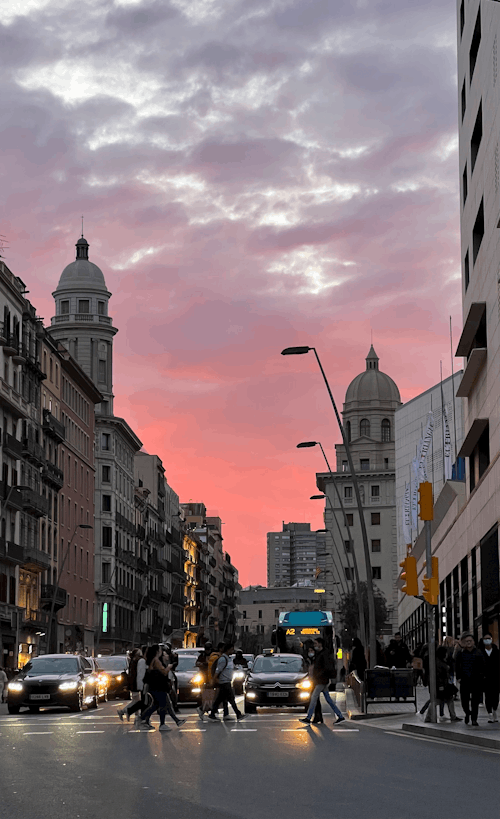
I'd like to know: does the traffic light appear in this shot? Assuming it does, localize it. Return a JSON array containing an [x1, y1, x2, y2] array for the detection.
[[418, 482, 433, 520], [400, 555, 419, 596], [422, 556, 439, 605]]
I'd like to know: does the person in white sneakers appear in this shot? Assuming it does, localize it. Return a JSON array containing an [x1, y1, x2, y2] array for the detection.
[[117, 647, 147, 726], [480, 633, 499, 723]]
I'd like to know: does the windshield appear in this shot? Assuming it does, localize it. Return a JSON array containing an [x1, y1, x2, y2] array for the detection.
[[97, 657, 128, 671], [24, 657, 80, 675], [252, 656, 306, 673], [176, 656, 198, 671]]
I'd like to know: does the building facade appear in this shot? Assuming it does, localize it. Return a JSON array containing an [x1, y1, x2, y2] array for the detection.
[[316, 346, 402, 635], [238, 585, 319, 654], [398, 1, 500, 647], [267, 523, 327, 588]]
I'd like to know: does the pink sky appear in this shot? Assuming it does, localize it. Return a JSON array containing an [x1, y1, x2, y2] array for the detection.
[[2, 0, 462, 584]]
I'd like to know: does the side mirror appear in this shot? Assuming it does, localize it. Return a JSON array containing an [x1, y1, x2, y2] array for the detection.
[[247, 661, 254, 671]]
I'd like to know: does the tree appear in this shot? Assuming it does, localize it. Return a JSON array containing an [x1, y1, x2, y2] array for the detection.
[[338, 582, 388, 645]]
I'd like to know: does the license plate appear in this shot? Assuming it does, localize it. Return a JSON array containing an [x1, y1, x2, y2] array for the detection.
[[267, 691, 289, 698], [30, 694, 51, 701]]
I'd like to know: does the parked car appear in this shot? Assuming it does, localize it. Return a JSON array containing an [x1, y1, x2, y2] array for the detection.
[[244, 653, 312, 713], [95, 655, 129, 699], [7, 654, 100, 713]]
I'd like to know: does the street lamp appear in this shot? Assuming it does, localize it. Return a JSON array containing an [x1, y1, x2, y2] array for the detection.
[[313, 528, 349, 598], [283, 345, 377, 667], [45, 524, 93, 654]]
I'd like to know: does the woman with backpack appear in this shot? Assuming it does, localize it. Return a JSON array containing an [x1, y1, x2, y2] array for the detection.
[[139, 644, 186, 731], [300, 637, 345, 725]]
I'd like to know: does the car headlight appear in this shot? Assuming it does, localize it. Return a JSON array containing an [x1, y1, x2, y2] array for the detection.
[[245, 682, 257, 689], [87, 676, 96, 684], [8, 682, 23, 692], [233, 671, 245, 680], [115, 675, 123, 682], [191, 674, 204, 685], [59, 681, 78, 691], [297, 680, 313, 690]]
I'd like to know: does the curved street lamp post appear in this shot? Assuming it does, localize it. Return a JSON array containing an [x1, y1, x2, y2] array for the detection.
[[283, 345, 376, 667]]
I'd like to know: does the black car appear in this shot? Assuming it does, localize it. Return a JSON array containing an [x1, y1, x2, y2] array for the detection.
[[244, 653, 312, 713], [175, 654, 204, 703], [95, 655, 129, 699], [7, 654, 100, 714]]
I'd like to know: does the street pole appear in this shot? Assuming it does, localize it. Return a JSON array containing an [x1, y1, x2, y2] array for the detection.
[[95, 562, 117, 656], [282, 346, 377, 667], [45, 523, 92, 654], [425, 519, 437, 723]]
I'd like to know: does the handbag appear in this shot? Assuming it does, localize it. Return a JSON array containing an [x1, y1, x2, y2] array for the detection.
[[444, 682, 458, 699]]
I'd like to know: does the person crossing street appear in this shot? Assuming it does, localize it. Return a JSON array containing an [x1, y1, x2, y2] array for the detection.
[[207, 641, 246, 722], [300, 637, 344, 726]]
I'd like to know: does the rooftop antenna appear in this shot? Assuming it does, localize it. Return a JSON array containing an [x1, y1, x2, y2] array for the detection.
[[81, 215, 84, 237]]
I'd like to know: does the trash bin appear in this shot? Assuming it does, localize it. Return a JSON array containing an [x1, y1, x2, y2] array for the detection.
[[391, 669, 414, 700], [365, 668, 391, 700]]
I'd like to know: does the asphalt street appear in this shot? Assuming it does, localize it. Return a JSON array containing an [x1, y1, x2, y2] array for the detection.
[[0, 697, 498, 819]]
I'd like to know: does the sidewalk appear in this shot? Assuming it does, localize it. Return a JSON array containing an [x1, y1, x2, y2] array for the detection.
[[344, 685, 500, 750]]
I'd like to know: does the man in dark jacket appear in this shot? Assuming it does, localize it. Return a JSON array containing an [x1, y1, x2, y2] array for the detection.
[[480, 632, 499, 723], [386, 633, 412, 668], [299, 637, 344, 725], [455, 633, 485, 726]]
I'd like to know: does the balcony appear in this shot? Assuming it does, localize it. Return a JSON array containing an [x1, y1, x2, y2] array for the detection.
[[149, 589, 162, 603], [22, 437, 46, 466], [22, 546, 51, 572], [42, 410, 65, 443], [40, 584, 69, 612], [42, 462, 64, 489], [3, 433, 23, 460], [23, 609, 49, 629], [136, 524, 146, 541], [0, 482, 24, 510], [0, 538, 24, 565], [116, 547, 137, 569], [21, 487, 50, 518], [3, 334, 20, 357], [116, 584, 140, 604]]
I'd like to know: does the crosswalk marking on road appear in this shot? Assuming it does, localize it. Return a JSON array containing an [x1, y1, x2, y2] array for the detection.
[[77, 731, 105, 734], [179, 729, 206, 732], [230, 729, 257, 732], [23, 732, 54, 735]]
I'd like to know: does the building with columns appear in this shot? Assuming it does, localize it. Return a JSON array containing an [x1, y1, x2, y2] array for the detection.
[[316, 346, 402, 636]]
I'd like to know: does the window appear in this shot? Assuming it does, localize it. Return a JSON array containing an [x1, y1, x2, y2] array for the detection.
[[469, 422, 490, 492], [471, 102, 482, 172], [97, 301, 105, 315], [102, 465, 111, 483], [459, 0, 464, 38], [360, 419, 370, 437], [371, 539, 381, 553], [346, 513, 353, 527], [102, 495, 111, 512], [381, 419, 391, 442], [258, 610, 262, 619], [372, 566, 381, 580], [101, 433, 110, 451], [462, 164, 468, 208], [472, 199, 484, 265], [371, 485, 380, 498], [461, 80, 466, 120], [346, 421, 351, 443], [78, 300, 90, 314], [464, 249, 470, 291], [342, 461, 348, 471], [60, 300, 70, 315], [344, 540, 351, 552], [360, 458, 369, 470], [384, 458, 389, 469], [98, 360, 106, 382], [344, 486, 353, 499], [242, 610, 247, 619], [345, 567, 353, 581], [469, 6, 481, 82], [371, 512, 380, 525], [275, 609, 279, 618]]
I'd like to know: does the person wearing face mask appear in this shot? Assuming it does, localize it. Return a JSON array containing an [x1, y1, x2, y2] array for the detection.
[[480, 632, 499, 723]]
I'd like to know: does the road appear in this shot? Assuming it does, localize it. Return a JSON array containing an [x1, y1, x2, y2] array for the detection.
[[0, 697, 498, 819]]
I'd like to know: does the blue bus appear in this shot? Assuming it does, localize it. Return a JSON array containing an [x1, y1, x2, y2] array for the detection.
[[272, 611, 335, 654]]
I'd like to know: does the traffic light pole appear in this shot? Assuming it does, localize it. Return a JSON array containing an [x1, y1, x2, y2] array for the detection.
[[425, 519, 437, 723]]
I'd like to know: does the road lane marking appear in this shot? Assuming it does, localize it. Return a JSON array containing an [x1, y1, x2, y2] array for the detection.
[[179, 729, 206, 732], [23, 732, 54, 735], [76, 731, 105, 734], [230, 729, 257, 732], [384, 730, 500, 754]]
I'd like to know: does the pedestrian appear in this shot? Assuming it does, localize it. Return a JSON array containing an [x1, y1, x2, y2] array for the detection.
[[233, 649, 248, 669], [480, 632, 499, 723], [386, 632, 411, 669], [303, 640, 323, 723], [348, 638, 367, 679], [117, 648, 145, 724], [139, 644, 186, 731], [434, 646, 461, 722], [300, 637, 344, 725], [205, 642, 229, 719], [207, 641, 246, 722], [162, 642, 180, 712], [0, 666, 7, 703], [455, 633, 485, 726]]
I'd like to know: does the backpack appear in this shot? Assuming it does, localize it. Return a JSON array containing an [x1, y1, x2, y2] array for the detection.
[[207, 652, 221, 683], [209, 653, 228, 684]]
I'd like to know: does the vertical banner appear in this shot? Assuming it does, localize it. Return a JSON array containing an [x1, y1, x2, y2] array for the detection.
[[443, 403, 452, 480], [402, 482, 412, 545]]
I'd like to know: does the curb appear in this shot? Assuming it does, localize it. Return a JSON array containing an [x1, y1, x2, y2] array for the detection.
[[402, 722, 500, 750], [348, 710, 418, 721]]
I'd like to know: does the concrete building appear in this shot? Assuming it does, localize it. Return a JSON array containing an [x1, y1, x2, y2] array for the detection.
[[238, 585, 319, 653], [267, 523, 327, 587], [316, 346, 402, 635], [399, 1, 500, 646], [49, 235, 143, 654]]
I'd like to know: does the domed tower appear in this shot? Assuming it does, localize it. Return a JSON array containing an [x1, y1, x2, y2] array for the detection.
[[49, 235, 118, 415]]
